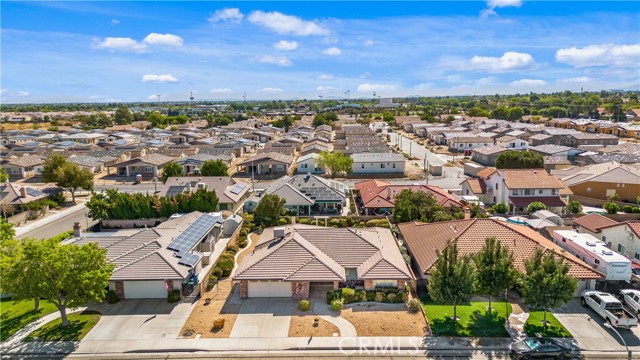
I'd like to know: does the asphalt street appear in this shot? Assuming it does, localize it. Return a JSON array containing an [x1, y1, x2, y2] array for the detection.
[[16, 205, 97, 240]]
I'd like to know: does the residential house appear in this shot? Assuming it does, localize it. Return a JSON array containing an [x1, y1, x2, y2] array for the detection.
[[448, 137, 494, 153], [572, 213, 618, 238], [71, 212, 228, 299], [236, 152, 293, 176], [496, 136, 528, 150], [398, 218, 603, 296], [110, 153, 175, 179], [1, 155, 45, 179], [159, 177, 250, 212], [243, 131, 276, 144], [233, 225, 412, 298], [470, 145, 509, 166], [529, 144, 584, 160], [245, 174, 348, 215], [351, 153, 405, 175], [462, 168, 570, 214], [0, 183, 48, 215], [296, 153, 324, 174], [175, 153, 233, 175], [598, 221, 640, 261], [355, 179, 462, 215], [543, 156, 572, 172], [67, 155, 110, 173], [552, 161, 640, 203]]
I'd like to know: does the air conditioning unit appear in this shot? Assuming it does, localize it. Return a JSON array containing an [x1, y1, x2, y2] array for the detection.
[[197, 182, 206, 190], [274, 227, 286, 238]]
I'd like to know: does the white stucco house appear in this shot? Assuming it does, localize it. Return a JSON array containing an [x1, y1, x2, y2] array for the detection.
[[351, 153, 405, 175], [296, 153, 324, 174]]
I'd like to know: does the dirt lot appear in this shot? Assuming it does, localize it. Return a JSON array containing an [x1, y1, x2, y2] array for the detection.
[[180, 280, 240, 338], [341, 303, 428, 336], [288, 310, 340, 337], [405, 160, 426, 180]]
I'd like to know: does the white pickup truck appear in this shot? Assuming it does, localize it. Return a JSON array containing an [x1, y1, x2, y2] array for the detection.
[[581, 290, 638, 329]]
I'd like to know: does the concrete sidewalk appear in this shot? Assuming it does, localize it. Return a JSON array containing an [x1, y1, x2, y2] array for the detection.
[[14, 203, 87, 238]]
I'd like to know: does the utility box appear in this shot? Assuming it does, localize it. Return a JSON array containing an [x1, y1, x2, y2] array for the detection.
[[429, 163, 443, 176]]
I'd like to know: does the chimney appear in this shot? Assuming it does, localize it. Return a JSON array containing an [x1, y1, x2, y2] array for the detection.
[[387, 187, 392, 200], [20, 187, 27, 198], [73, 222, 82, 237], [464, 207, 471, 220]]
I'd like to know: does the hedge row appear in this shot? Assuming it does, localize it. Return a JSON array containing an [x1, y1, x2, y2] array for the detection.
[[326, 286, 408, 305]]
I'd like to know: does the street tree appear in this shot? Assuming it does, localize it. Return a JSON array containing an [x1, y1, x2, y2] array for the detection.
[[54, 163, 94, 202], [527, 201, 547, 214], [521, 249, 577, 325], [254, 194, 286, 226], [1, 238, 49, 310], [42, 153, 67, 183], [161, 162, 184, 183], [382, 112, 395, 126], [475, 237, 518, 311], [495, 151, 544, 169], [200, 160, 228, 176], [428, 241, 476, 321], [491, 202, 509, 215], [316, 151, 353, 178], [114, 106, 134, 124], [0, 168, 8, 183], [567, 200, 583, 215]]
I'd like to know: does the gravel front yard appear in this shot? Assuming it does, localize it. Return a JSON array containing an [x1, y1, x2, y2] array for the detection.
[[341, 303, 428, 336], [180, 280, 240, 338], [288, 310, 340, 337]]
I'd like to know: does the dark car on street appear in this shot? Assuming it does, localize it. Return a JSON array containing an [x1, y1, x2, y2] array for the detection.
[[509, 336, 574, 359]]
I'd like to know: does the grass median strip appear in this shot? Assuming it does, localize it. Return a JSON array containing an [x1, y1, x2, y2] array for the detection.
[[422, 299, 512, 337], [524, 311, 572, 338], [1, 297, 58, 341], [23, 310, 101, 342]]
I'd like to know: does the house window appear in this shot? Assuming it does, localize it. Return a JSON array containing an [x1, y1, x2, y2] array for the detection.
[[618, 244, 626, 254], [539, 189, 543, 194], [144, 166, 153, 173], [493, 196, 496, 203], [595, 259, 600, 264], [392, 163, 396, 168], [512, 190, 518, 195], [524, 189, 532, 195], [466, 189, 469, 195], [602, 236, 607, 242], [345, 268, 358, 280], [361, 164, 365, 169], [586, 187, 592, 193], [459, 144, 464, 148], [381, 164, 385, 169], [11, 168, 20, 174], [301, 163, 308, 169], [495, 183, 498, 190], [551, 189, 558, 195], [635, 252, 640, 260]]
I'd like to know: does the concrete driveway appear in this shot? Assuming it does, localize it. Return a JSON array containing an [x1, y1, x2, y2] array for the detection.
[[229, 298, 294, 338], [553, 298, 640, 351], [82, 299, 196, 341]]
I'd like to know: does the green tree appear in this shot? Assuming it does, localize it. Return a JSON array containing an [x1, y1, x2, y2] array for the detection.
[[475, 237, 518, 310], [382, 112, 395, 126], [637, 196, 640, 206], [0, 168, 8, 183], [85, 191, 112, 220], [316, 151, 353, 179], [161, 162, 184, 183], [495, 151, 544, 169], [467, 107, 490, 117], [114, 106, 134, 124], [521, 249, 577, 325], [491, 202, 509, 215], [428, 241, 476, 321], [567, 200, 583, 214], [0, 218, 15, 246], [490, 106, 509, 120], [392, 189, 464, 223], [54, 163, 94, 202], [508, 106, 525, 121], [42, 153, 67, 183], [272, 115, 293, 131], [254, 194, 286, 225], [527, 201, 547, 214], [200, 160, 228, 176], [603, 201, 620, 214]]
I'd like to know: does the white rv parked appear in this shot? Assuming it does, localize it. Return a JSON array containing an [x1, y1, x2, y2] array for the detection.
[[553, 230, 631, 281]]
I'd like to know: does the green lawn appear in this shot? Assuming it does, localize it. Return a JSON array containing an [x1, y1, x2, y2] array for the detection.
[[24, 310, 101, 342], [422, 299, 512, 337], [0, 297, 58, 341], [524, 311, 572, 338]]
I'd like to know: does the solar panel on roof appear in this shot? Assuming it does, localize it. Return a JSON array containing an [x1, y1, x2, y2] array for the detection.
[[25, 188, 45, 197], [229, 183, 247, 195], [167, 214, 219, 252], [178, 253, 200, 267]]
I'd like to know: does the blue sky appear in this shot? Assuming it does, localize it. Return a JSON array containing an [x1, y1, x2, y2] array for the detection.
[[1, 1, 639, 103]]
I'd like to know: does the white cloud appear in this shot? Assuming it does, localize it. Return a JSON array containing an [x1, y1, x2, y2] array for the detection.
[[316, 86, 339, 92], [273, 40, 298, 51], [359, 72, 372, 79], [356, 83, 398, 93], [111, 19, 120, 25], [141, 74, 179, 83], [511, 79, 546, 87], [257, 87, 283, 94], [93, 37, 147, 52], [316, 74, 334, 80], [208, 8, 244, 24], [248, 11, 329, 36], [1, 89, 30, 98], [257, 55, 292, 66], [557, 76, 591, 83], [475, 76, 498, 85], [480, 0, 522, 19], [210, 88, 233, 94], [143, 33, 183, 47], [362, 39, 375, 47], [322, 47, 342, 56], [147, 94, 165, 100], [15, 91, 31, 97], [470, 51, 536, 72], [555, 44, 640, 68]]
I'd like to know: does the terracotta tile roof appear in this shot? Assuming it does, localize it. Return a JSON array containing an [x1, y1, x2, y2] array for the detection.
[[234, 225, 412, 282], [477, 167, 497, 178], [503, 169, 566, 189], [573, 214, 618, 233], [509, 196, 567, 207], [597, 220, 640, 239], [399, 218, 603, 280], [461, 178, 486, 194], [355, 179, 462, 209]]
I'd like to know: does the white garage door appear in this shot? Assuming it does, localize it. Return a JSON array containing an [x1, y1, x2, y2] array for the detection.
[[248, 281, 292, 298], [123, 281, 168, 299]]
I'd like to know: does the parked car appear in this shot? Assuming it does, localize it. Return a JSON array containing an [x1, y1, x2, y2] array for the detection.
[[509, 336, 574, 359], [619, 289, 640, 316], [581, 290, 638, 329]]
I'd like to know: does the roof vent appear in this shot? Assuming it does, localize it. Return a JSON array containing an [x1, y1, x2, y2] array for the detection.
[[274, 227, 286, 238], [601, 248, 613, 255], [586, 240, 596, 246]]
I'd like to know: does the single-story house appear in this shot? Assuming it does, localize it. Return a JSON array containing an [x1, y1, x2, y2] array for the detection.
[[1, 155, 45, 179], [572, 213, 618, 238], [448, 137, 494, 153], [470, 145, 509, 166], [175, 153, 233, 175], [399, 218, 603, 296], [351, 153, 405, 175], [159, 176, 250, 212], [496, 136, 529, 150], [233, 225, 413, 299], [110, 153, 175, 179], [296, 153, 324, 174], [236, 152, 293, 176], [0, 183, 48, 216]]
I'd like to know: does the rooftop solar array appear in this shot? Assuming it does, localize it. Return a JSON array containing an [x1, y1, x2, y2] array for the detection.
[[178, 253, 200, 267], [25, 188, 45, 197], [168, 214, 219, 254], [229, 183, 247, 195], [165, 186, 184, 197]]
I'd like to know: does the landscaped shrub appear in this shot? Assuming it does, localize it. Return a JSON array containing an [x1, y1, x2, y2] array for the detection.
[[330, 299, 344, 311], [212, 318, 225, 331], [298, 218, 310, 224], [48, 192, 66, 206], [376, 286, 399, 295], [397, 290, 408, 302], [216, 252, 235, 277], [386, 293, 397, 303], [341, 288, 356, 304], [375, 292, 385, 302], [237, 239, 248, 248], [277, 218, 288, 225], [355, 289, 366, 302], [240, 228, 249, 236], [406, 298, 421, 313], [366, 219, 390, 228], [329, 219, 341, 227], [623, 205, 633, 213], [213, 266, 223, 278], [226, 244, 239, 254], [106, 290, 119, 304], [326, 290, 339, 304], [167, 289, 181, 303], [298, 299, 311, 311], [356, 221, 366, 228], [633, 207, 640, 213], [366, 290, 376, 302]]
